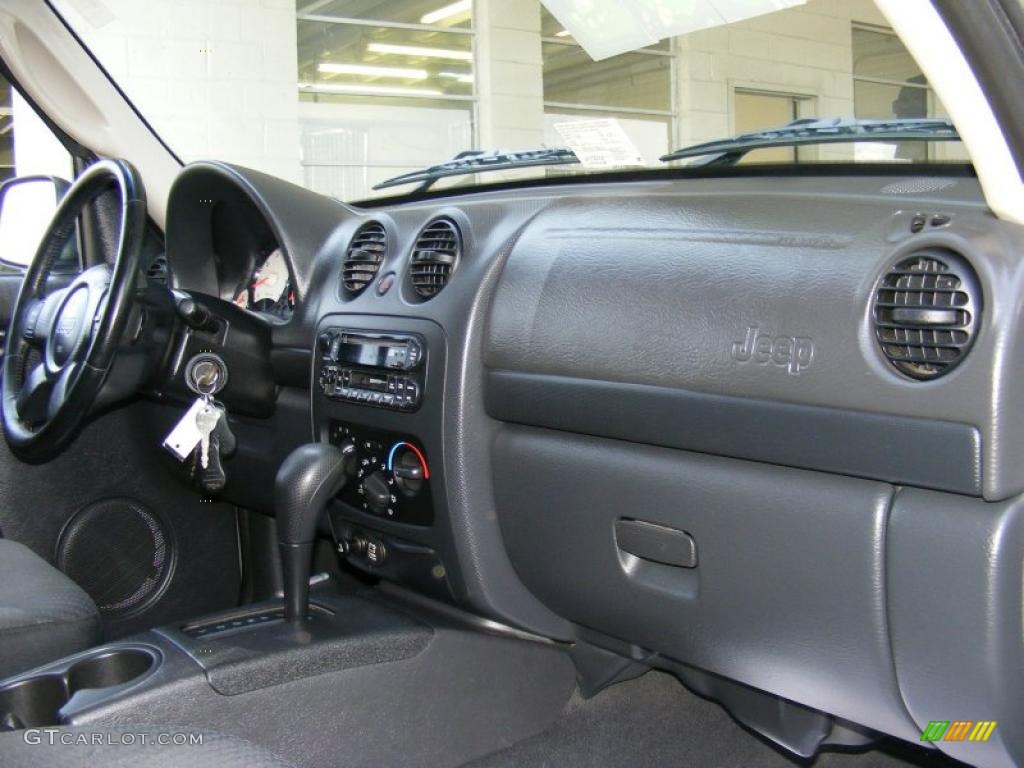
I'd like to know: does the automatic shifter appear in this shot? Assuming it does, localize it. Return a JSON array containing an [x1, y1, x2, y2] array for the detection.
[[274, 441, 356, 628]]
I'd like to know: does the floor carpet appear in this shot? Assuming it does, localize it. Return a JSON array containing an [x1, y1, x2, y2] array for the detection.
[[463, 670, 965, 768]]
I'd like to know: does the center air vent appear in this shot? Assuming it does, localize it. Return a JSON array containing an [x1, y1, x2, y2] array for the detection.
[[873, 250, 980, 380], [342, 221, 387, 296], [410, 217, 460, 299]]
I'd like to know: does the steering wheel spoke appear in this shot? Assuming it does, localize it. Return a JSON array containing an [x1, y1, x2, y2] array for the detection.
[[47, 363, 80, 423], [15, 363, 53, 426]]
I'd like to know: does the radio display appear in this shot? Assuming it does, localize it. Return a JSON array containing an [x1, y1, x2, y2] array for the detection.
[[337, 336, 402, 368], [348, 371, 389, 392]]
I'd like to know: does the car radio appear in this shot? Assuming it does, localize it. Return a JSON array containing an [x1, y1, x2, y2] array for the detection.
[[317, 329, 425, 411]]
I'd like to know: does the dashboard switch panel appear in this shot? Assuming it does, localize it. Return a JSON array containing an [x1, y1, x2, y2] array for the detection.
[[328, 421, 433, 525]]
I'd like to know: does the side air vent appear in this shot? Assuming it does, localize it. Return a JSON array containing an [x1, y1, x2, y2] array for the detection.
[[342, 221, 387, 296], [410, 217, 460, 299], [873, 250, 980, 380]]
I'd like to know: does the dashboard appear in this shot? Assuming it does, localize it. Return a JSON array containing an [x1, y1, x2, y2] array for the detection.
[[161, 161, 1024, 768]]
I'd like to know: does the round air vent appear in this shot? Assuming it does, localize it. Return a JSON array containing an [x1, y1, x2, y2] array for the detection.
[[342, 221, 387, 296], [873, 249, 980, 380], [410, 217, 460, 299]]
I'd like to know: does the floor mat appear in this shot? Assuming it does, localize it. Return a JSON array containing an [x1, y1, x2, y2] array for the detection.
[[463, 670, 963, 768]]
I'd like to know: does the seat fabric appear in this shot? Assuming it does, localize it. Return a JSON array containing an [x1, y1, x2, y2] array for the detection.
[[0, 726, 298, 767], [0, 539, 101, 680]]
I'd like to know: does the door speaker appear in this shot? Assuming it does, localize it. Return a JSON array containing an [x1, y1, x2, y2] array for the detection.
[[56, 499, 174, 618]]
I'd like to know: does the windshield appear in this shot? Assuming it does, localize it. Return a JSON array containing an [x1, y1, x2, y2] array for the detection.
[[50, 0, 968, 202]]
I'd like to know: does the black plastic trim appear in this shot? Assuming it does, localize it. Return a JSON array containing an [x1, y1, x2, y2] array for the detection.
[[486, 369, 982, 495], [934, 0, 1024, 180], [352, 162, 975, 208], [270, 346, 312, 388]]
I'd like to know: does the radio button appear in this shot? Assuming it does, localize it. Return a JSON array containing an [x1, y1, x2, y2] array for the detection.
[[407, 342, 421, 367]]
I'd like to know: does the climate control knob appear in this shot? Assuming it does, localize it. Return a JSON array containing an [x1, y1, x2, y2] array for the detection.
[[393, 451, 425, 497], [387, 442, 429, 498], [362, 470, 390, 514]]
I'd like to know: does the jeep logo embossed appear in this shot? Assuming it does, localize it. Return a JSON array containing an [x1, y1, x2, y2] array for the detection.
[[731, 326, 814, 375]]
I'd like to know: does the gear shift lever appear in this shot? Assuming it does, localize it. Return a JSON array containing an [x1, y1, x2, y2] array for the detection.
[[274, 442, 356, 628]]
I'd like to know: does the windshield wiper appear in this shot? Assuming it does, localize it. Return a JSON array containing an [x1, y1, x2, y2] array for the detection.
[[373, 147, 579, 192], [660, 117, 960, 165]]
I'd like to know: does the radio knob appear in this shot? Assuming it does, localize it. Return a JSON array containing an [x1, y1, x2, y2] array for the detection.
[[363, 471, 390, 514], [318, 332, 334, 355]]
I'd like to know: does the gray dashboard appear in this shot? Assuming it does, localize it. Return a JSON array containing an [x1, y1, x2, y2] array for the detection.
[[164, 163, 1023, 768]]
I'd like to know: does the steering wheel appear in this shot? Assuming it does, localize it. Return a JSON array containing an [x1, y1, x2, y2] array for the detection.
[[2, 159, 146, 461]]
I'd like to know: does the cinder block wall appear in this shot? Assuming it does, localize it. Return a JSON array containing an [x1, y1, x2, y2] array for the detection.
[[675, 0, 886, 151], [53, 0, 302, 183]]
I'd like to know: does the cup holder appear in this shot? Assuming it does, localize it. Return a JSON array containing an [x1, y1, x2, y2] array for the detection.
[[0, 647, 157, 730], [67, 648, 155, 692], [0, 675, 69, 729]]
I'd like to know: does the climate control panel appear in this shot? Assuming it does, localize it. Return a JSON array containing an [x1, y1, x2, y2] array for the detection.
[[328, 421, 433, 525]]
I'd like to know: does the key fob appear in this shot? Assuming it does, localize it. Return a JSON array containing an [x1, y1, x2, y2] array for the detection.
[[213, 406, 237, 458]]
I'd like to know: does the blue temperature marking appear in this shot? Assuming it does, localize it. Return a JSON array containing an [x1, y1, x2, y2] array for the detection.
[[387, 442, 405, 471]]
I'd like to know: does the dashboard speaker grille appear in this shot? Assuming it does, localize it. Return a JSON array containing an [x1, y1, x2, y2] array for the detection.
[[410, 217, 460, 299], [873, 250, 980, 380], [343, 221, 387, 296]]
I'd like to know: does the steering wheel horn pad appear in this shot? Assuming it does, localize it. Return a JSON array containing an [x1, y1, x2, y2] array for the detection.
[[1, 159, 146, 462], [42, 265, 112, 374], [47, 284, 89, 370]]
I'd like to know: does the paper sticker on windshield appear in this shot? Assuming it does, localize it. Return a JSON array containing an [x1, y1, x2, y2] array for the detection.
[[543, 0, 807, 61], [553, 119, 644, 169]]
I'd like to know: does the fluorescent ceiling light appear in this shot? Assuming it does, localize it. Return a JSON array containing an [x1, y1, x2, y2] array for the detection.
[[367, 42, 473, 62], [439, 71, 474, 84], [420, 0, 471, 25], [300, 82, 444, 97], [318, 62, 428, 79], [555, 30, 571, 37]]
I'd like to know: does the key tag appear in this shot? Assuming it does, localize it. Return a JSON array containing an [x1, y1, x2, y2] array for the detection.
[[162, 398, 210, 461]]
